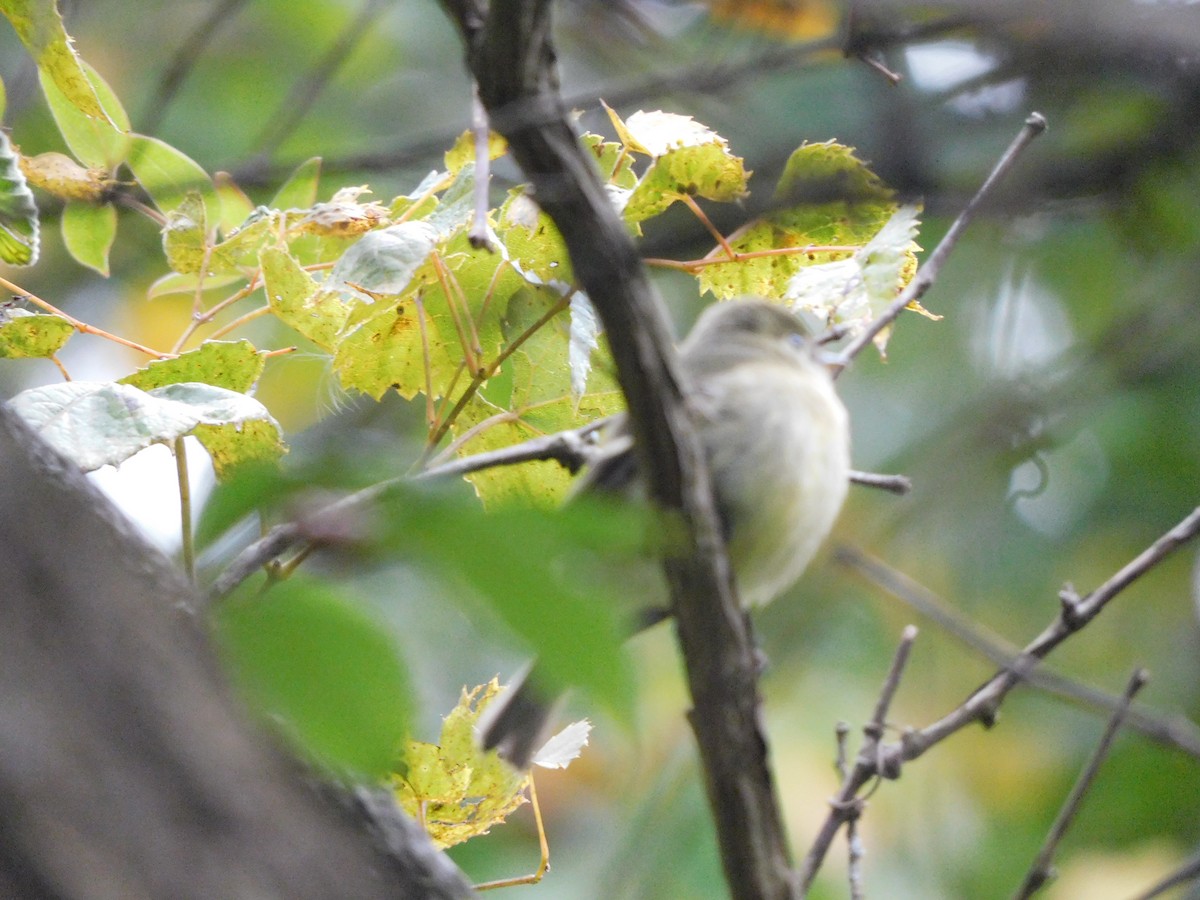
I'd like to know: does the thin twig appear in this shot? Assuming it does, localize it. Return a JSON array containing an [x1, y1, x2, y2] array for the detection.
[[175, 437, 195, 582], [0, 276, 172, 360], [834, 722, 865, 900], [833, 112, 1048, 371], [836, 545, 1200, 759], [848, 469, 911, 495], [1013, 668, 1150, 899], [469, 84, 496, 250], [798, 506, 1200, 887], [798, 626, 918, 895], [1130, 849, 1200, 900]]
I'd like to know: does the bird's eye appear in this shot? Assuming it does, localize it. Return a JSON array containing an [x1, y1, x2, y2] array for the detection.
[[786, 332, 807, 350]]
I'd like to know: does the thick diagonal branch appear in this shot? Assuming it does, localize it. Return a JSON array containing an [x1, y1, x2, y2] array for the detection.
[[439, 2, 796, 897]]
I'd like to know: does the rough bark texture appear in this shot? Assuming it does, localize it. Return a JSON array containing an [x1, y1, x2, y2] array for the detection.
[[0, 403, 473, 900]]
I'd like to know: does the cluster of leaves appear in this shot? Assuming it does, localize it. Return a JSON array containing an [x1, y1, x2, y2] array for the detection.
[[0, 0, 927, 854]]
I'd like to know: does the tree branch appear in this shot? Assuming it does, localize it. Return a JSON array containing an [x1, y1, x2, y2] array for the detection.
[[798, 506, 1200, 886], [440, 2, 794, 897], [836, 545, 1200, 759], [1013, 668, 1149, 899]]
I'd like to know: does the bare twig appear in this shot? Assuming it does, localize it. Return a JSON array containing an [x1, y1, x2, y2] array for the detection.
[[834, 722, 865, 900], [1131, 848, 1200, 900], [833, 112, 1048, 371], [799, 626, 918, 895], [469, 84, 496, 250], [847, 469, 911, 495], [798, 506, 1200, 886], [837, 545, 1200, 759], [1013, 668, 1149, 899]]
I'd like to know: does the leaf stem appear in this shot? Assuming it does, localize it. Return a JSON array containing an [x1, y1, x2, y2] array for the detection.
[[174, 436, 195, 582], [0, 275, 173, 360]]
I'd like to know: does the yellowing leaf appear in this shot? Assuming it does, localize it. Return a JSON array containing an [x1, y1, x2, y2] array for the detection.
[[604, 104, 726, 157], [623, 140, 749, 223], [444, 128, 508, 176], [2, 0, 110, 122], [707, 0, 840, 42], [392, 680, 530, 850], [20, 151, 108, 202], [785, 203, 926, 353], [38, 60, 129, 169], [698, 141, 900, 303], [126, 133, 218, 222], [161, 191, 207, 275], [260, 246, 351, 349], [120, 339, 264, 392], [0, 308, 72, 358]]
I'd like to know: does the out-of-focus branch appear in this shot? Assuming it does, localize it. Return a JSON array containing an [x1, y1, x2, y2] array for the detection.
[[799, 505, 1200, 886]]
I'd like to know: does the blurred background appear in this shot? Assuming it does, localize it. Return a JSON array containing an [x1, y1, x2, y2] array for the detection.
[[2, 0, 1200, 897]]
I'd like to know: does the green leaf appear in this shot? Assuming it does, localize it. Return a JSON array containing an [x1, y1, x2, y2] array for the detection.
[[0, 308, 72, 357], [624, 143, 748, 224], [192, 419, 287, 480], [327, 221, 438, 297], [260, 245, 350, 349], [213, 577, 411, 778], [120, 339, 264, 392], [581, 132, 637, 189], [60, 200, 116, 275], [453, 287, 623, 507], [698, 141, 899, 301], [213, 172, 256, 238], [269, 156, 321, 210], [1, 0, 109, 121], [443, 129, 507, 176], [383, 483, 637, 724], [39, 60, 130, 169], [0, 131, 39, 266], [332, 231, 520, 401], [784, 203, 926, 352], [126, 133, 218, 222], [497, 189, 572, 286], [147, 270, 242, 299], [8, 380, 282, 472], [161, 191, 207, 274]]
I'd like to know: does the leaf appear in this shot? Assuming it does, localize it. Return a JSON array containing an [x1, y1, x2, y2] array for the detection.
[[623, 139, 749, 224], [698, 141, 900, 301], [214, 577, 411, 779], [497, 189, 573, 287], [533, 719, 592, 770], [581, 132, 637, 189], [0, 308, 72, 357], [147, 270, 242, 299], [392, 680, 529, 849], [192, 419, 287, 480], [20, 151, 108, 202], [326, 221, 438, 297], [120, 339, 264, 392], [785, 202, 927, 353], [260, 246, 351, 349], [568, 291, 600, 401], [382, 484, 638, 724], [288, 185, 388, 238], [1, 0, 110, 121], [443, 129, 507, 176], [424, 164, 477, 238], [8, 380, 282, 472], [213, 171, 255, 238], [604, 104, 726, 157], [0, 131, 39, 266], [126, 133, 218, 222], [38, 60, 129, 169], [269, 156, 321, 210], [161, 191, 207, 275], [60, 200, 116, 275]]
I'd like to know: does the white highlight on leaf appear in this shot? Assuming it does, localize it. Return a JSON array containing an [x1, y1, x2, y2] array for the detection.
[[9, 380, 278, 471], [785, 203, 922, 335], [568, 291, 600, 403], [327, 220, 438, 298]]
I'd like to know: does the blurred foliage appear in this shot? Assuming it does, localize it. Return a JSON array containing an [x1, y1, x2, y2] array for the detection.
[[2, 0, 1200, 897]]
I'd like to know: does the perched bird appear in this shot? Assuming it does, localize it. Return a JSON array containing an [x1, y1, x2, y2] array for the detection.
[[480, 299, 851, 767]]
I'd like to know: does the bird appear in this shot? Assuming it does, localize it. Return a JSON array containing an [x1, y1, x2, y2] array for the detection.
[[479, 298, 851, 768]]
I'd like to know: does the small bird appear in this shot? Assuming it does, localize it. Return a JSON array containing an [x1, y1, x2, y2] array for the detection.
[[480, 299, 851, 767]]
